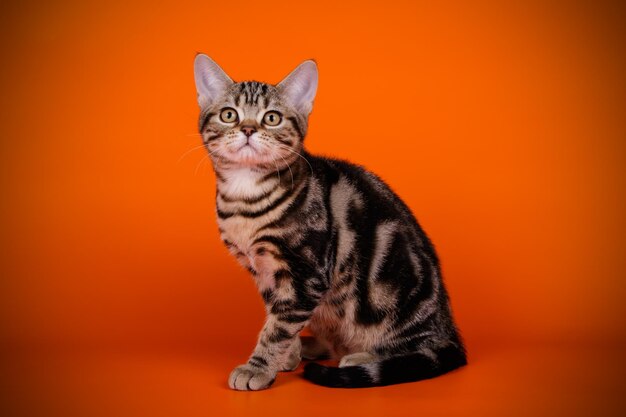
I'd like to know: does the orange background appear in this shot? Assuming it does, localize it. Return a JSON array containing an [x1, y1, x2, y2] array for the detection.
[[1, 0, 625, 416]]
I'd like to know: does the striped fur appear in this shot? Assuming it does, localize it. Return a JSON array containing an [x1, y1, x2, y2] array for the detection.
[[193, 55, 466, 390]]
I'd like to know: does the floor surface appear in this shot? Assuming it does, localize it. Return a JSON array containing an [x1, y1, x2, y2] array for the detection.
[[2, 343, 624, 417]]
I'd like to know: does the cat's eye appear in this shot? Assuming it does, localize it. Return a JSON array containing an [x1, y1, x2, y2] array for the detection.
[[220, 108, 238, 123], [262, 111, 282, 126]]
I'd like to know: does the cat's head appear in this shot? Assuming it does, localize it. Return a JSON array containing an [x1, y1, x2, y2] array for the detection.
[[193, 55, 317, 169]]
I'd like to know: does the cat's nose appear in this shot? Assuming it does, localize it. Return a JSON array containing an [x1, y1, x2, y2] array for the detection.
[[241, 126, 256, 137]]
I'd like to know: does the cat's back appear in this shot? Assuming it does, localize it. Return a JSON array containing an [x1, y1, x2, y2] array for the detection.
[[309, 154, 427, 237]]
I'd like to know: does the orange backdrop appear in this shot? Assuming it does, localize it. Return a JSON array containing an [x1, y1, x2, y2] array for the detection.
[[1, 1, 625, 416]]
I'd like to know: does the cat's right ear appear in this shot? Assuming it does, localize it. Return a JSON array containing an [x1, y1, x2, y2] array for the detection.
[[194, 54, 233, 108], [277, 60, 318, 115]]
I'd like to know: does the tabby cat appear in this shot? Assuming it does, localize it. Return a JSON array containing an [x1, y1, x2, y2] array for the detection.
[[193, 55, 466, 390]]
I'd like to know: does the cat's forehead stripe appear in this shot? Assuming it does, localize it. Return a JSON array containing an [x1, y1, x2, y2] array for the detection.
[[237, 81, 271, 106]]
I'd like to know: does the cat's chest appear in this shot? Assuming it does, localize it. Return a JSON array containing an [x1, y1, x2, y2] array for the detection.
[[218, 216, 259, 253], [215, 169, 275, 253], [218, 215, 287, 286]]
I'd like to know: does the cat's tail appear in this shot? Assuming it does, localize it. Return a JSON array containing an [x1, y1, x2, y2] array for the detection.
[[302, 344, 467, 388]]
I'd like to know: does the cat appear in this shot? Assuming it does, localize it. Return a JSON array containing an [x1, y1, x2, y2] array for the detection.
[[193, 54, 467, 390]]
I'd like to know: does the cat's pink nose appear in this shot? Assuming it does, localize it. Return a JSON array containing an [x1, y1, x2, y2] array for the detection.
[[241, 126, 256, 137]]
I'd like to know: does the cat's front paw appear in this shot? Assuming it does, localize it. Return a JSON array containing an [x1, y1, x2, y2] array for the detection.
[[228, 364, 276, 391]]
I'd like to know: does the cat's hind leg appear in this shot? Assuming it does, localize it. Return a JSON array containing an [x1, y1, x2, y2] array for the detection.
[[281, 335, 330, 371], [301, 335, 330, 360], [339, 351, 377, 367]]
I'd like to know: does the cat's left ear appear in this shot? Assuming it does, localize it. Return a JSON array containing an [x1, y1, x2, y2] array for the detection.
[[194, 54, 233, 108], [277, 60, 318, 115]]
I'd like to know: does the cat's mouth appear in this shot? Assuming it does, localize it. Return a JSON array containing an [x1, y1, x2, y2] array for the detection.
[[234, 143, 260, 157], [227, 142, 265, 164], [236, 143, 255, 152]]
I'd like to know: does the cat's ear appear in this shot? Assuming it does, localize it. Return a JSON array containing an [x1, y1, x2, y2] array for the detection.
[[277, 60, 318, 115], [194, 54, 233, 108]]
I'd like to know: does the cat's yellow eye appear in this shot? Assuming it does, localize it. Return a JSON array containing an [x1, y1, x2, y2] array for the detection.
[[262, 111, 282, 127], [220, 108, 238, 123]]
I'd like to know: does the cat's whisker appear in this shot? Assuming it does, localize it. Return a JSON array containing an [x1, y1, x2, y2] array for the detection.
[[210, 148, 232, 171], [194, 154, 210, 176], [208, 148, 224, 162], [194, 148, 216, 176], [274, 143, 314, 177], [177, 143, 208, 163], [256, 140, 291, 188], [196, 148, 226, 175], [276, 152, 294, 190], [269, 153, 281, 185]]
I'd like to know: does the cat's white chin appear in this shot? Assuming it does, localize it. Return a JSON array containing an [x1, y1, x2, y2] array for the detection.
[[225, 145, 268, 166]]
